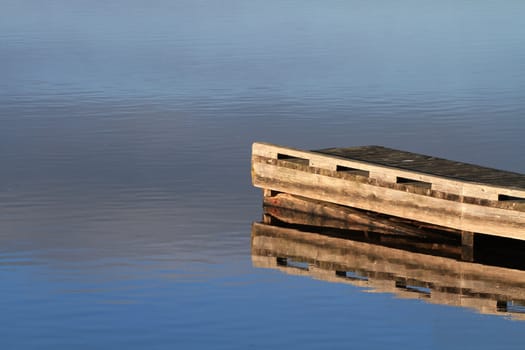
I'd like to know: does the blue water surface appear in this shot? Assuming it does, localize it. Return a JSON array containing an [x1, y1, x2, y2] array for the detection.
[[1, 0, 524, 349]]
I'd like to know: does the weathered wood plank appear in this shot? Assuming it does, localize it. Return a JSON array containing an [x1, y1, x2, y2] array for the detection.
[[263, 193, 460, 240], [254, 154, 525, 211], [461, 231, 475, 261], [253, 142, 525, 201], [253, 160, 525, 239], [252, 142, 525, 240], [317, 146, 525, 191]]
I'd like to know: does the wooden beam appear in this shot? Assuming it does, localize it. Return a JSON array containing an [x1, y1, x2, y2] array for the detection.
[[461, 231, 475, 261], [252, 142, 525, 240], [263, 193, 459, 240]]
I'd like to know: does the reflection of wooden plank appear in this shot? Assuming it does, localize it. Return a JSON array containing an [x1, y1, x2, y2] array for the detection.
[[251, 222, 525, 320], [251, 142, 525, 240]]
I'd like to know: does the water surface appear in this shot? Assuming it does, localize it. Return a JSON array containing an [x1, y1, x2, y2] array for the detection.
[[1, 1, 525, 349]]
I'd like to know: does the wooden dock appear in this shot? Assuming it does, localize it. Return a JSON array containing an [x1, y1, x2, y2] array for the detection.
[[252, 142, 525, 241], [252, 221, 525, 321]]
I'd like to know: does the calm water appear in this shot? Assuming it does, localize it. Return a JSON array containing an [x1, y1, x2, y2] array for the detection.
[[1, 0, 525, 348]]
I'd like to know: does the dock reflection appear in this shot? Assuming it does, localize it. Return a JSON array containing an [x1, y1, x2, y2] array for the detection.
[[251, 212, 525, 321]]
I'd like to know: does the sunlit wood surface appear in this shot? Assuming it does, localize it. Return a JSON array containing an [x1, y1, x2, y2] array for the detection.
[[252, 142, 525, 240]]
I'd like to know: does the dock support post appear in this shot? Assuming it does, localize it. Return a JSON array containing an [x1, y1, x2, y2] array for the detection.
[[461, 231, 474, 261], [263, 214, 274, 224], [263, 188, 277, 197]]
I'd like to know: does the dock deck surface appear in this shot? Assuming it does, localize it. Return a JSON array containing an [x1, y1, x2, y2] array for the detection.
[[316, 146, 525, 191]]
